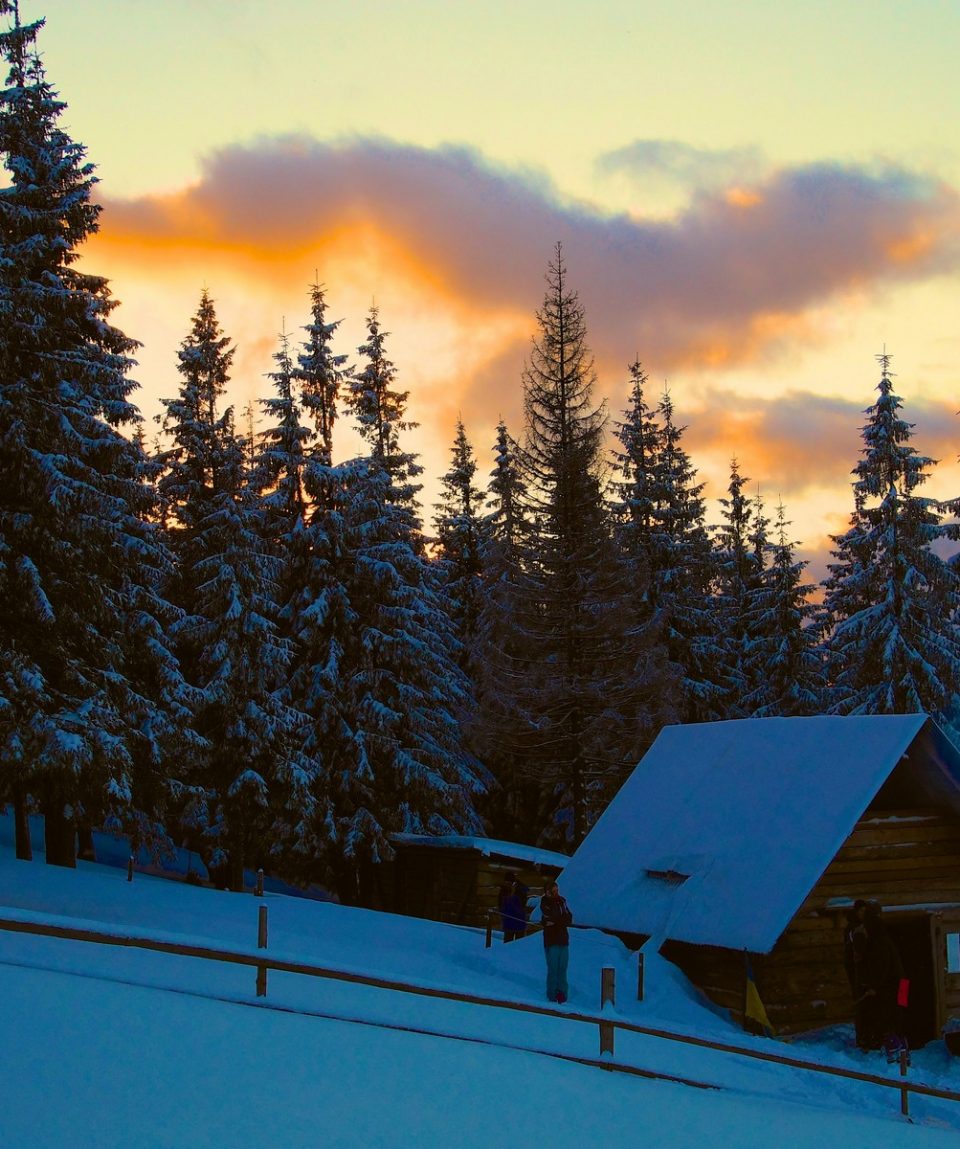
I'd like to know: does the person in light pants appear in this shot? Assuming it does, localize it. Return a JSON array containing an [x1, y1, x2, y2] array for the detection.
[[539, 880, 573, 1003]]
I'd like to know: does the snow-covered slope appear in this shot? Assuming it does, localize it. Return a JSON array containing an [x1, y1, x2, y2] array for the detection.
[[2, 821, 959, 1147]]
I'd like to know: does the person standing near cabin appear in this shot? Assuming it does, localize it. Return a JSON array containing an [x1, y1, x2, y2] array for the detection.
[[500, 879, 528, 942], [844, 899, 869, 1049], [859, 902, 905, 1054], [540, 880, 573, 1003]]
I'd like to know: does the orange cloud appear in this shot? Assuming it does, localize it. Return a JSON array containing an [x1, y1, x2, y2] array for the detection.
[[80, 137, 960, 581], [725, 187, 764, 208], [885, 227, 936, 265], [683, 387, 960, 502], [91, 136, 960, 376]]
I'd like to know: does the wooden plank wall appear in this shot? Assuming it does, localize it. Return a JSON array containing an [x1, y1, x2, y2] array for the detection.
[[809, 811, 960, 909], [665, 808, 960, 1036], [393, 846, 562, 929]]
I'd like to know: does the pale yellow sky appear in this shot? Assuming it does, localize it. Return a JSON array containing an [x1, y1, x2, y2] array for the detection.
[[23, 0, 960, 578]]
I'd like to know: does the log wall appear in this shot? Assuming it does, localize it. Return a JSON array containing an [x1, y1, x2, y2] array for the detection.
[[391, 845, 562, 929], [664, 808, 960, 1037]]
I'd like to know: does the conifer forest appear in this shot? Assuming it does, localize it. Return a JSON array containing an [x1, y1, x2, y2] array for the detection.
[[4, 5, 960, 902]]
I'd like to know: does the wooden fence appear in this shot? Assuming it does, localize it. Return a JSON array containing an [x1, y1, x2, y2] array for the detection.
[[2, 908, 959, 1121]]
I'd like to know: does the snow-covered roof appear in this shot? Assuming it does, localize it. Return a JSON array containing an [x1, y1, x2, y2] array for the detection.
[[391, 834, 569, 870], [559, 715, 960, 954]]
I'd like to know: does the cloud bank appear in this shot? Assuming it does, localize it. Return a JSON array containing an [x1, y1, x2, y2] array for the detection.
[[90, 135, 960, 553], [683, 388, 960, 498], [98, 135, 960, 379]]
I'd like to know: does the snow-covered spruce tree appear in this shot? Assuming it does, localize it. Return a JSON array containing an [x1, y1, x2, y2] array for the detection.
[[710, 460, 756, 719], [820, 354, 960, 716], [513, 247, 646, 846], [157, 290, 235, 565], [296, 279, 347, 471], [610, 360, 662, 590], [249, 320, 339, 880], [159, 294, 313, 890], [0, 4, 189, 865], [283, 283, 360, 886], [609, 361, 681, 727], [649, 386, 723, 723], [432, 418, 486, 672], [250, 290, 355, 888], [331, 307, 487, 901], [744, 499, 824, 715], [251, 324, 311, 542], [471, 419, 543, 842]]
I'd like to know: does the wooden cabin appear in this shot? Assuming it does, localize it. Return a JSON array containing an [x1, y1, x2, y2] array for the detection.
[[559, 715, 960, 1048], [386, 834, 568, 932]]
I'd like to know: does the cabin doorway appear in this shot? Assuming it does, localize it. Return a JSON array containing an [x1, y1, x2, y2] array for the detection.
[[886, 915, 937, 1048]]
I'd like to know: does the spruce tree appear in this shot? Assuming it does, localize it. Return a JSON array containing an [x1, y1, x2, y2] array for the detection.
[[158, 290, 235, 565], [513, 247, 644, 845], [160, 294, 312, 889], [610, 360, 662, 608], [821, 354, 960, 715], [253, 289, 352, 886], [329, 307, 486, 900], [473, 420, 541, 841], [252, 324, 310, 541], [711, 460, 755, 718], [608, 360, 680, 735], [432, 418, 485, 671], [296, 280, 347, 471], [745, 500, 824, 715], [650, 387, 722, 723], [0, 3, 188, 865]]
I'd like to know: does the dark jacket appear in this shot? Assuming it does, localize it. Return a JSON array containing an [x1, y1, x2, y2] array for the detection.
[[861, 922, 902, 998], [860, 917, 904, 1038], [540, 892, 572, 947], [500, 891, 527, 934], [843, 914, 868, 995]]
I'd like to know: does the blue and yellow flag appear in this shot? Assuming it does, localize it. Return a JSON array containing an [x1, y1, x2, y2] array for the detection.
[[744, 954, 774, 1037]]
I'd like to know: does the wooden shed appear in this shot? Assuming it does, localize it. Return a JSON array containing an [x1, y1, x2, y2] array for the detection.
[[387, 834, 568, 932], [559, 715, 960, 1047]]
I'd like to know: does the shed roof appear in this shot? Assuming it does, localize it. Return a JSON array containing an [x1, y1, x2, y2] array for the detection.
[[559, 715, 960, 954], [391, 834, 569, 870]]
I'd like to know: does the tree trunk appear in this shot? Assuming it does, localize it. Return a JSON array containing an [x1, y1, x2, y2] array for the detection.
[[336, 863, 361, 906], [13, 781, 32, 861], [77, 820, 96, 862], [43, 796, 76, 868], [227, 846, 245, 893]]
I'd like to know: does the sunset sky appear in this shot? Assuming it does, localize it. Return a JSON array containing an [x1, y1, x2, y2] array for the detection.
[[33, 0, 960, 578]]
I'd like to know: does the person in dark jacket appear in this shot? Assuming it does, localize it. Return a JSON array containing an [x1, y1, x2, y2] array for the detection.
[[539, 881, 573, 1003], [500, 879, 528, 942], [859, 903, 904, 1053], [843, 899, 869, 1048]]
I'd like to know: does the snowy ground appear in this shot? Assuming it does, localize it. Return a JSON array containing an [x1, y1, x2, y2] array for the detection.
[[2, 820, 960, 1148]]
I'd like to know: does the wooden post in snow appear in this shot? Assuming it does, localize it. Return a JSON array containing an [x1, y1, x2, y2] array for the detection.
[[256, 904, 268, 997], [600, 966, 615, 1057], [900, 1048, 910, 1118]]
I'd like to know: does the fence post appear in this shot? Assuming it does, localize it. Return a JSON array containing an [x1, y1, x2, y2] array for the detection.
[[900, 1048, 910, 1119], [255, 868, 264, 898], [637, 952, 645, 1001], [127, 855, 134, 883], [600, 966, 615, 1057], [256, 904, 268, 997], [485, 911, 493, 949]]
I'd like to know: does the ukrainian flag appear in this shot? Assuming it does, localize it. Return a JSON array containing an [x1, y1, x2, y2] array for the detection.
[[744, 953, 774, 1037]]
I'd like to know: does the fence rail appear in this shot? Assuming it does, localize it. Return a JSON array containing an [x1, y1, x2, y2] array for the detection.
[[2, 909, 959, 1119]]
